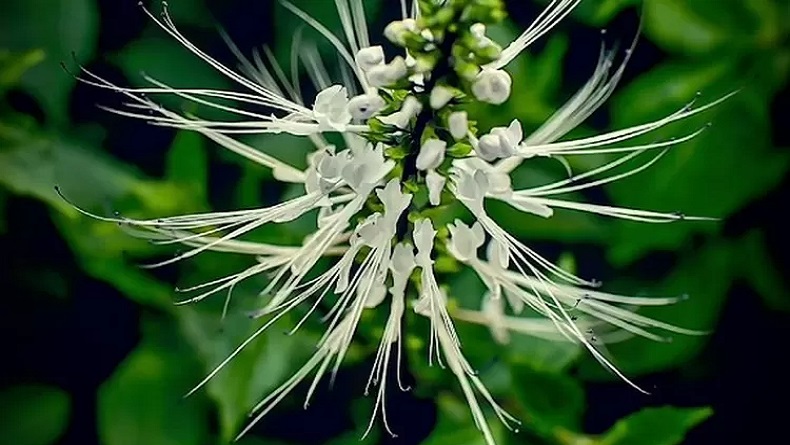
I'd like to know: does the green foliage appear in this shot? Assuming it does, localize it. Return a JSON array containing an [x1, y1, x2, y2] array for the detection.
[[0, 0, 98, 124], [98, 318, 211, 445], [0, 385, 71, 445], [594, 406, 712, 445]]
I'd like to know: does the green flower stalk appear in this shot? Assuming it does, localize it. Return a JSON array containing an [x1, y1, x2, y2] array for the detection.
[[68, 0, 730, 443]]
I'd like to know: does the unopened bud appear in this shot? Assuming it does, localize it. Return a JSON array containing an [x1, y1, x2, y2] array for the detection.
[[354, 46, 385, 71], [425, 170, 446, 206], [448, 111, 468, 140], [384, 19, 417, 45], [367, 56, 408, 88], [416, 138, 446, 171], [471, 69, 512, 105], [430, 85, 454, 109]]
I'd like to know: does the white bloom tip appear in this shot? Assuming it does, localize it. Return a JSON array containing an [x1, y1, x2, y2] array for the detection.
[[425, 170, 446, 206], [416, 139, 447, 171], [430, 85, 454, 110], [355, 46, 385, 72], [472, 69, 512, 105], [448, 111, 469, 140]]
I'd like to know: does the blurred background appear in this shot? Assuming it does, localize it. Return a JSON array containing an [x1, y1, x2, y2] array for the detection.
[[1, 0, 788, 444]]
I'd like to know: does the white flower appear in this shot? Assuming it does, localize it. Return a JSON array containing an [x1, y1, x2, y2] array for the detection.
[[69, 1, 729, 444], [472, 69, 512, 104], [447, 220, 485, 262], [355, 46, 385, 71], [448, 111, 469, 140], [430, 85, 454, 109], [475, 119, 522, 161], [347, 93, 386, 119], [313, 85, 353, 131], [383, 18, 417, 45], [425, 169, 446, 206], [416, 138, 446, 171], [367, 56, 408, 87]]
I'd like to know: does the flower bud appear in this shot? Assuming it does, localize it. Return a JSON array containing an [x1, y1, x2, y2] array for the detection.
[[383, 19, 417, 45], [347, 93, 385, 120], [470, 23, 487, 40], [471, 69, 512, 105], [430, 85, 454, 109], [378, 95, 422, 129], [475, 119, 522, 161], [448, 111, 468, 140], [416, 138, 446, 171], [447, 220, 485, 262], [354, 46, 385, 71], [366, 56, 408, 88], [425, 169, 446, 206], [313, 85, 352, 131]]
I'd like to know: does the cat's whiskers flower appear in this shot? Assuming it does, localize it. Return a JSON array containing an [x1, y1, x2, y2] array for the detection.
[[67, 1, 732, 443]]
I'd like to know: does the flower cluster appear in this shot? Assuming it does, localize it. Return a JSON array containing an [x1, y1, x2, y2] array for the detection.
[[70, 0, 728, 443]]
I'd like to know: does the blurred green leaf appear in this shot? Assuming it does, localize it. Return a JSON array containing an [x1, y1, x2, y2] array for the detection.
[[0, 49, 45, 90], [154, 0, 215, 27], [595, 406, 712, 445], [507, 334, 582, 374], [0, 0, 98, 123], [177, 297, 314, 442], [511, 364, 585, 436], [323, 398, 380, 445], [569, 0, 641, 26], [0, 122, 135, 214], [488, 199, 609, 243], [734, 231, 790, 312], [607, 61, 789, 264], [420, 393, 504, 445], [581, 240, 732, 377], [0, 123, 202, 309], [165, 131, 209, 204], [642, 0, 768, 55], [98, 318, 210, 445], [0, 385, 70, 445]]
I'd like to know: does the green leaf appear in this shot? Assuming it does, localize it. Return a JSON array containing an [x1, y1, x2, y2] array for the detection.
[[156, 0, 214, 27], [0, 123, 203, 309], [98, 318, 210, 445], [165, 131, 208, 203], [642, 0, 762, 55], [597, 406, 712, 445], [420, 393, 505, 445], [0, 49, 45, 90], [607, 61, 789, 265], [0, 0, 98, 123], [580, 241, 731, 377], [507, 334, 582, 374], [733, 231, 790, 312], [511, 364, 585, 436], [569, 0, 641, 26], [177, 295, 315, 442], [0, 385, 70, 445]]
